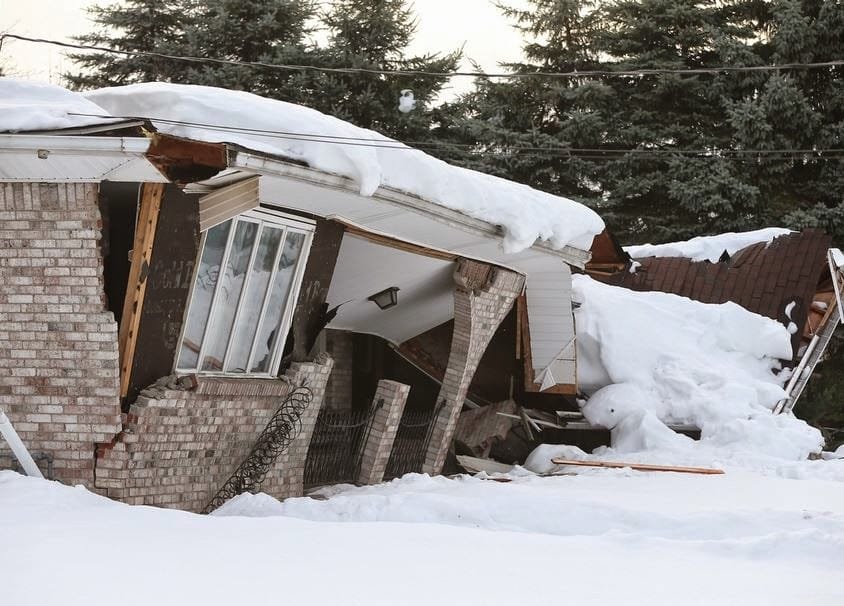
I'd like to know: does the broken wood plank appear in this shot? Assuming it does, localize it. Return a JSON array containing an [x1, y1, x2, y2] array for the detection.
[[118, 182, 166, 399], [456, 455, 515, 475], [496, 412, 564, 430], [550, 458, 724, 475]]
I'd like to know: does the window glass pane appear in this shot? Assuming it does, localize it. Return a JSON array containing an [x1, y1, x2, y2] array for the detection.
[[224, 226, 284, 373], [250, 231, 306, 373], [176, 220, 232, 370], [199, 220, 259, 372]]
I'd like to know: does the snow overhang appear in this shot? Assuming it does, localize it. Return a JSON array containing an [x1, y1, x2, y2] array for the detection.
[[228, 149, 592, 269]]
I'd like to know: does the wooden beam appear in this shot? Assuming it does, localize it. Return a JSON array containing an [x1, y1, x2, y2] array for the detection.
[[118, 183, 165, 398], [550, 458, 725, 475], [339, 220, 458, 261]]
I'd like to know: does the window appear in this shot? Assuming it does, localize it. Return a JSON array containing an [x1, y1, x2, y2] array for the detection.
[[176, 208, 313, 376]]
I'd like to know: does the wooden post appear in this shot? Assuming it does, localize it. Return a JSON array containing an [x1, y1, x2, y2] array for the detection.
[[118, 183, 165, 398]]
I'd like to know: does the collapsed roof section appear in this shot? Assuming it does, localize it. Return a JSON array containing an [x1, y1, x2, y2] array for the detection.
[[589, 228, 843, 415], [602, 229, 833, 356]]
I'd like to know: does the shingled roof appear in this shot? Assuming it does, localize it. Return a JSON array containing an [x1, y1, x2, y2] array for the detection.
[[598, 229, 833, 355]]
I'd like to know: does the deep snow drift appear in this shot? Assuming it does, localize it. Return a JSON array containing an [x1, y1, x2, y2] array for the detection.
[[3, 469, 844, 606], [572, 274, 823, 464], [624, 227, 792, 262], [84, 82, 604, 253]]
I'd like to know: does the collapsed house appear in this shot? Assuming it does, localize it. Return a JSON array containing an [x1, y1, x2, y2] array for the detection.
[[0, 79, 604, 510]]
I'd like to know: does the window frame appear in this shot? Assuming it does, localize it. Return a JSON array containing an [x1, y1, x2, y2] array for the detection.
[[175, 206, 315, 378]]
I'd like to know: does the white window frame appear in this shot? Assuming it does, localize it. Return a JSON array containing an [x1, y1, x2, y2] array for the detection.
[[175, 207, 315, 378]]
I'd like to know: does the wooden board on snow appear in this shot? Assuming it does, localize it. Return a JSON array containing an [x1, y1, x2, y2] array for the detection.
[[551, 458, 724, 475]]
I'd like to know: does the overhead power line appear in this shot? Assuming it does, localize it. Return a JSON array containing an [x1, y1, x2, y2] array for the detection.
[[3, 33, 844, 79], [67, 112, 844, 159]]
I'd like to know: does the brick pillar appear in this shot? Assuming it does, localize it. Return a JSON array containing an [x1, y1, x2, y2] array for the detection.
[[271, 354, 334, 499], [422, 259, 524, 475], [357, 379, 410, 485]]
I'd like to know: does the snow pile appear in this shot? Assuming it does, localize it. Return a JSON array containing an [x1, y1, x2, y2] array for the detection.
[[572, 274, 823, 460], [84, 82, 604, 253], [4, 470, 844, 605], [624, 227, 793, 262], [0, 78, 120, 132]]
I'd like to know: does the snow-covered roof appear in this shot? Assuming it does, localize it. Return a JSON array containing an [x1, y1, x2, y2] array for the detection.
[[0, 78, 122, 133], [624, 228, 793, 263], [83, 82, 604, 254]]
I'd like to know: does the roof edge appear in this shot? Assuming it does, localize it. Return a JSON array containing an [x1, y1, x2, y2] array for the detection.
[[230, 149, 592, 268]]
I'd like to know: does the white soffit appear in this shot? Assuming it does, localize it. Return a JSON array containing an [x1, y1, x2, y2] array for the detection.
[[0, 135, 166, 183], [326, 233, 456, 343]]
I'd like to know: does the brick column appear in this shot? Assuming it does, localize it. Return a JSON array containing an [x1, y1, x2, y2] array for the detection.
[[357, 379, 410, 485], [422, 259, 524, 475], [270, 354, 334, 499]]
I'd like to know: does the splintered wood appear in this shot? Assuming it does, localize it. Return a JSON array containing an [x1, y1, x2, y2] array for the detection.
[[118, 183, 165, 398], [551, 459, 725, 475]]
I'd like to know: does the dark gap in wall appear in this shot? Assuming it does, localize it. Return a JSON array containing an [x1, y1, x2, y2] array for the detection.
[[125, 185, 200, 408], [98, 181, 140, 324]]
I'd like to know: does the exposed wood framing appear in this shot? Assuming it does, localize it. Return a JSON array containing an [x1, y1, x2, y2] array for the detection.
[[118, 182, 165, 398], [146, 133, 228, 184]]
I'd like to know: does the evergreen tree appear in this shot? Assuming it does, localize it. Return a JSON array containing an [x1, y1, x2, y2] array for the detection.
[[174, 0, 320, 96], [66, 0, 191, 89], [436, 1, 609, 202], [297, 0, 461, 140], [589, 0, 769, 242]]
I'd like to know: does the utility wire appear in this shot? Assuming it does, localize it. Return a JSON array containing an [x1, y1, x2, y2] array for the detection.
[[3, 33, 844, 79], [67, 112, 844, 159]]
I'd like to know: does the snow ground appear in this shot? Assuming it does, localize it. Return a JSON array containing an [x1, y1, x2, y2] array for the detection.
[[3, 466, 843, 606]]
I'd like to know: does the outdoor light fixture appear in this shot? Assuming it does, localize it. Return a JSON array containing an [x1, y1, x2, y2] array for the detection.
[[368, 286, 399, 310]]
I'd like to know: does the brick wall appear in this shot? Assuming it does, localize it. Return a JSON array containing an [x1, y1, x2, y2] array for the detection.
[[453, 400, 519, 459], [0, 182, 122, 486], [323, 329, 353, 410], [95, 356, 333, 512], [422, 259, 525, 475], [357, 379, 410, 485]]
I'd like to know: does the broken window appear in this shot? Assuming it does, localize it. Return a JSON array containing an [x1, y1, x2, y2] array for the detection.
[[176, 208, 313, 376]]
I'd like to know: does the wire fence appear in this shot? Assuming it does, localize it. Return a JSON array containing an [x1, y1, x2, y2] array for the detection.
[[384, 400, 444, 480], [303, 399, 381, 489]]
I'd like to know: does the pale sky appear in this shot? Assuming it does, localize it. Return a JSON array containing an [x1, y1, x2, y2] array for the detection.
[[0, 0, 528, 96]]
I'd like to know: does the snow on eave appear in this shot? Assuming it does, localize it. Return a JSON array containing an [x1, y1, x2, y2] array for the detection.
[[624, 228, 794, 263], [83, 82, 605, 254]]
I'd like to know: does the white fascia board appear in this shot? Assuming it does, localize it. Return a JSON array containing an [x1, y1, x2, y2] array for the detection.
[[230, 150, 592, 269], [0, 134, 151, 155]]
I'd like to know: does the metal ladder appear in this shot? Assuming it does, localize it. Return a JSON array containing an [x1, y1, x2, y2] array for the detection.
[[775, 312, 841, 415]]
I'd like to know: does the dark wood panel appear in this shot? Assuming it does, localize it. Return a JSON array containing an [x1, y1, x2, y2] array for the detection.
[[126, 185, 200, 405], [286, 218, 345, 364]]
